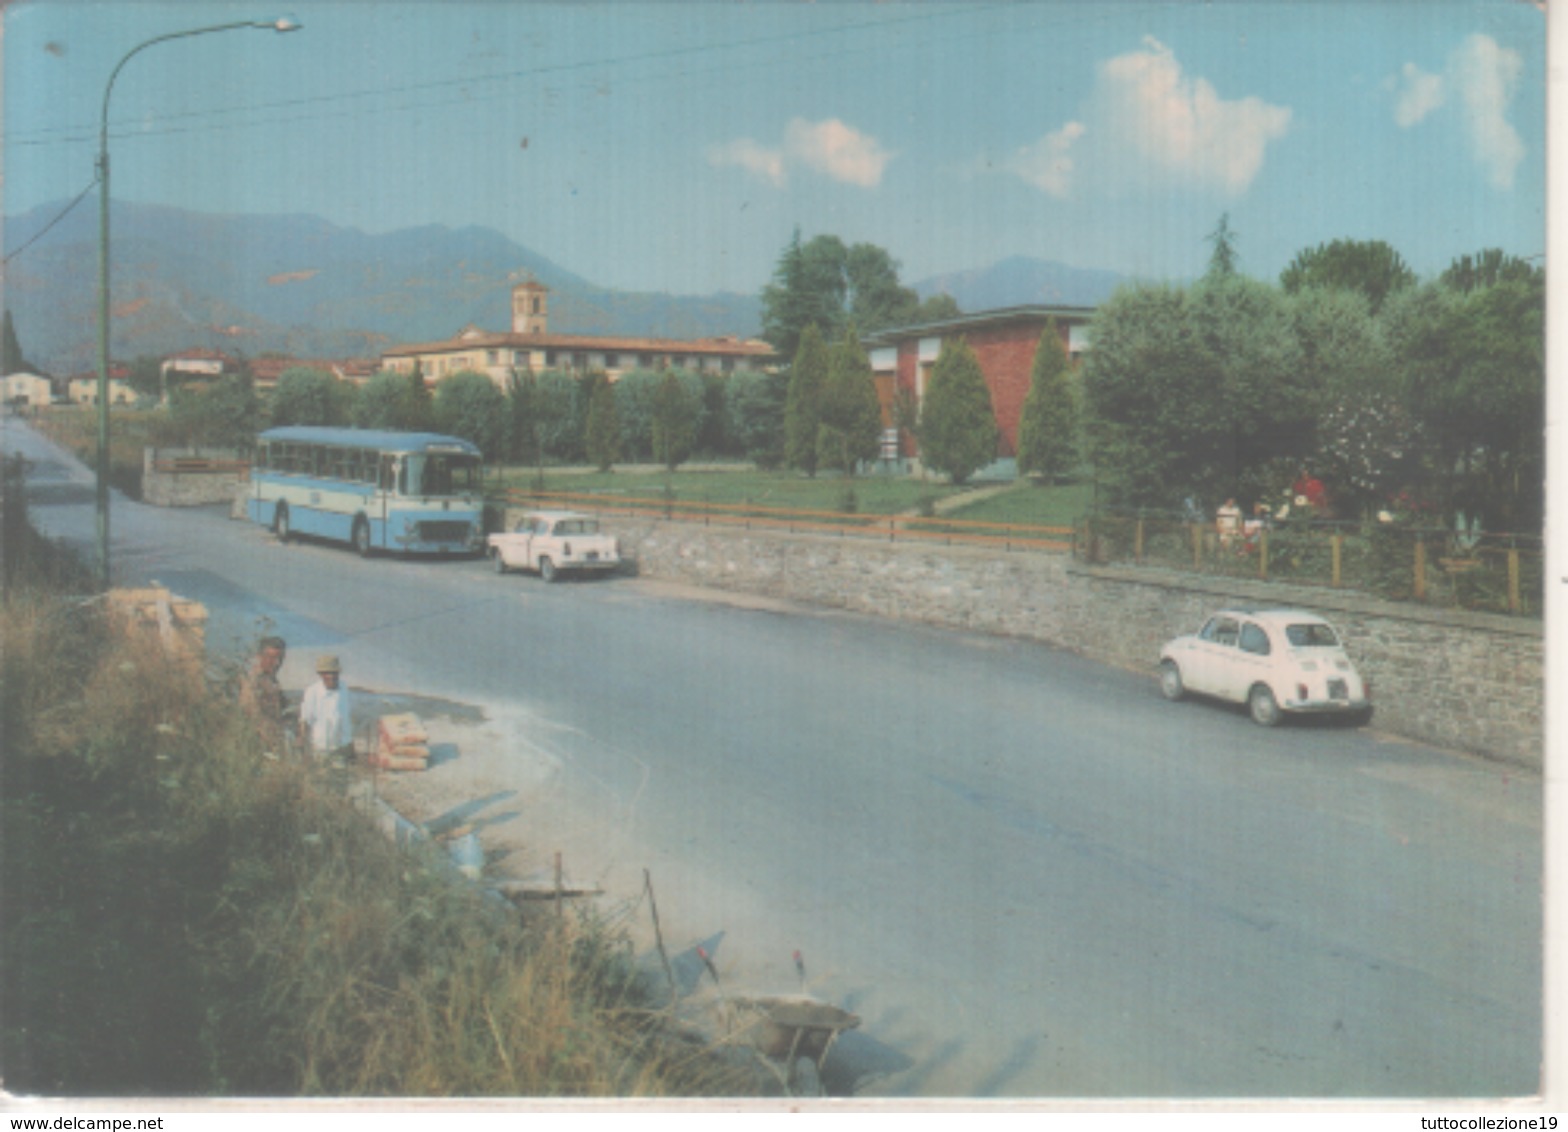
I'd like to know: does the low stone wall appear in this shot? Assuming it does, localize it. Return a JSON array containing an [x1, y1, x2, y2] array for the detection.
[[142, 447, 247, 507], [592, 514, 1542, 770]]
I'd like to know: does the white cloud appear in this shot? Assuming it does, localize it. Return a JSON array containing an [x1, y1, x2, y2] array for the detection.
[[708, 117, 892, 188], [707, 138, 786, 187], [1391, 62, 1445, 127], [1451, 33, 1525, 189], [1005, 121, 1085, 197], [1388, 34, 1525, 190], [1005, 36, 1290, 198], [783, 118, 893, 187]]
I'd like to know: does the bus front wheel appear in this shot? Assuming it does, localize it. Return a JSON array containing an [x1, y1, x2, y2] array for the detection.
[[274, 504, 291, 543], [352, 516, 372, 558]]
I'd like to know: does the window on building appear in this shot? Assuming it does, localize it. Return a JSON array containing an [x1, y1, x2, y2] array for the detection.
[[721, 358, 735, 373], [604, 353, 619, 369], [640, 354, 655, 369]]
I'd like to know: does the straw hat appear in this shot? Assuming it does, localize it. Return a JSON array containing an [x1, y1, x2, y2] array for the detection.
[[315, 655, 341, 674]]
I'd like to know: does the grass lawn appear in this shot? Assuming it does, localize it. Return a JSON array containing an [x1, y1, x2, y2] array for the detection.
[[941, 480, 1094, 529], [492, 464, 972, 516]]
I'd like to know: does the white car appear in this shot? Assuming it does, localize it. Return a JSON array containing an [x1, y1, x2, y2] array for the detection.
[[487, 510, 622, 582], [1159, 608, 1372, 727]]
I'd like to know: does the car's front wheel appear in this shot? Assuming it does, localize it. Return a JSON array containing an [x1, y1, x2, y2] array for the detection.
[[1249, 683, 1283, 727], [1159, 660, 1186, 702], [538, 555, 557, 583], [492, 547, 508, 574]]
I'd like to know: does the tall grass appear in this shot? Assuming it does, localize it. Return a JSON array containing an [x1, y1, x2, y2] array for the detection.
[[1, 526, 755, 1097]]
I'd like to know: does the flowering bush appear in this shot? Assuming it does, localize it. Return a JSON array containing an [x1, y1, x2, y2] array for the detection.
[[1315, 394, 1424, 517]]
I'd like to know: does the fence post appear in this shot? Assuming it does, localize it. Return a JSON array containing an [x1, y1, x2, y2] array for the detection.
[[1190, 523, 1202, 570], [1508, 548, 1521, 614], [1413, 538, 1427, 601], [1331, 533, 1343, 587], [1258, 530, 1269, 579], [1134, 517, 1145, 563]]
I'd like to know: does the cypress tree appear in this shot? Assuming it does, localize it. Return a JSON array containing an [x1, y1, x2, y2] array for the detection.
[[783, 324, 828, 476], [918, 338, 997, 485], [1015, 319, 1079, 484], [583, 372, 622, 472]]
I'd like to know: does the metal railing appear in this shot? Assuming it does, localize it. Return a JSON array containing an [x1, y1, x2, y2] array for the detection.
[[492, 486, 1075, 552], [1075, 510, 1543, 617]]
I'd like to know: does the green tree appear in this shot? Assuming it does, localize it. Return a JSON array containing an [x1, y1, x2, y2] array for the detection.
[[582, 372, 622, 472], [405, 363, 434, 431], [504, 369, 540, 466], [1015, 319, 1078, 484], [168, 373, 259, 450], [844, 243, 922, 331], [353, 369, 428, 430], [912, 293, 962, 323], [651, 371, 698, 472], [1082, 278, 1310, 508], [761, 229, 832, 364], [433, 371, 507, 460], [726, 369, 788, 468], [126, 355, 163, 400], [268, 367, 351, 427], [1, 311, 24, 375], [534, 370, 583, 463], [783, 324, 829, 476], [1440, 248, 1543, 294], [816, 326, 883, 474], [1279, 238, 1415, 314], [918, 338, 997, 485], [1205, 213, 1240, 280]]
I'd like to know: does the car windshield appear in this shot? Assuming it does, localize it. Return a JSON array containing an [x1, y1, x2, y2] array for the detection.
[[1285, 623, 1340, 648]]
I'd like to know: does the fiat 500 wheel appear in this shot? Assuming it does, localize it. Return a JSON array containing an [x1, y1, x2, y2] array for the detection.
[[1249, 684, 1283, 727], [1159, 660, 1185, 701]]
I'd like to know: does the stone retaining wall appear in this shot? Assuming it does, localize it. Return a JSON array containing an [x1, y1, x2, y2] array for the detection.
[[588, 514, 1542, 770], [142, 447, 247, 507]]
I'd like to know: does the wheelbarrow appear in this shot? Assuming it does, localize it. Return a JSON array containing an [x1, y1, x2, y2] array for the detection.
[[720, 993, 860, 1096]]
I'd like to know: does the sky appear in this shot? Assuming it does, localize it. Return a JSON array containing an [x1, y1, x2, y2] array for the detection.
[[0, 0, 1549, 298]]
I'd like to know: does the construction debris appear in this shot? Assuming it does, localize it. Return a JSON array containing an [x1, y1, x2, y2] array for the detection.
[[368, 712, 431, 771]]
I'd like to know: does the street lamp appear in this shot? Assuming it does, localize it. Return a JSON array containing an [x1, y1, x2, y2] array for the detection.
[[95, 17, 301, 589]]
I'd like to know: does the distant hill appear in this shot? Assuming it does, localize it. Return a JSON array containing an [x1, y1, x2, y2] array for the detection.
[[1, 201, 1129, 376], [912, 255, 1126, 311], [0, 201, 765, 375]]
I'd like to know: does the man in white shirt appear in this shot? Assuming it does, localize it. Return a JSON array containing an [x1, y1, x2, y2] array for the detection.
[[299, 655, 355, 763]]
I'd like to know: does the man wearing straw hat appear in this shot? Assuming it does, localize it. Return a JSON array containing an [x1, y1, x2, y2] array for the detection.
[[299, 654, 355, 764]]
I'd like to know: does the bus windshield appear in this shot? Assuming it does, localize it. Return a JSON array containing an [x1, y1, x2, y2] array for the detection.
[[403, 452, 480, 497]]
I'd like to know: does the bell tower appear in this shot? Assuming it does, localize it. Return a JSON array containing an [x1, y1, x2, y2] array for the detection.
[[511, 278, 548, 335]]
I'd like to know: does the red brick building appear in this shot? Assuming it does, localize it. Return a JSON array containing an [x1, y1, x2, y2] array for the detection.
[[865, 305, 1094, 460]]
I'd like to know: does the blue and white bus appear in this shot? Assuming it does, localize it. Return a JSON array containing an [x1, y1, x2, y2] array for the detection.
[[247, 426, 484, 556]]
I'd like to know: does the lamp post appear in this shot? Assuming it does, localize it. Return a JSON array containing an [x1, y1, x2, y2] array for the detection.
[[95, 17, 301, 590]]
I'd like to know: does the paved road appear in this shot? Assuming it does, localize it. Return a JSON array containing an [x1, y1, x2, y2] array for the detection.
[[4, 416, 1542, 1098]]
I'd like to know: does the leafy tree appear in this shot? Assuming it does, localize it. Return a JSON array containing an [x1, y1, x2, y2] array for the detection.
[[432, 371, 507, 460], [504, 369, 540, 466], [405, 363, 434, 431], [651, 371, 698, 472], [918, 338, 997, 485], [816, 326, 883, 474], [1082, 278, 1310, 508], [761, 231, 940, 362], [725, 369, 788, 468], [913, 293, 962, 322], [783, 324, 829, 476], [534, 370, 583, 463], [582, 371, 622, 472], [1279, 238, 1415, 314], [1440, 248, 1543, 294], [268, 367, 351, 427], [1384, 278, 1544, 530], [353, 369, 429, 430], [126, 355, 163, 400], [168, 373, 259, 450], [1, 310, 24, 375], [1205, 213, 1240, 279], [696, 372, 729, 455], [1015, 319, 1078, 484]]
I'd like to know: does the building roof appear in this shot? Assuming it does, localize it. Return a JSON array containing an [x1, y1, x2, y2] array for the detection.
[[863, 304, 1097, 346], [382, 329, 774, 360], [250, 356, 380, 383]]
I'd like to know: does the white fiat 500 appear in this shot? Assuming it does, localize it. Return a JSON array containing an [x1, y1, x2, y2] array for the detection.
[[487, 510, 621, 582], [1159, 608, 1372, 727]]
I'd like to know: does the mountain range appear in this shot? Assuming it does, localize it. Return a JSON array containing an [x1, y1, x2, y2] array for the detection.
[[1, 201, 1126, 375]]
